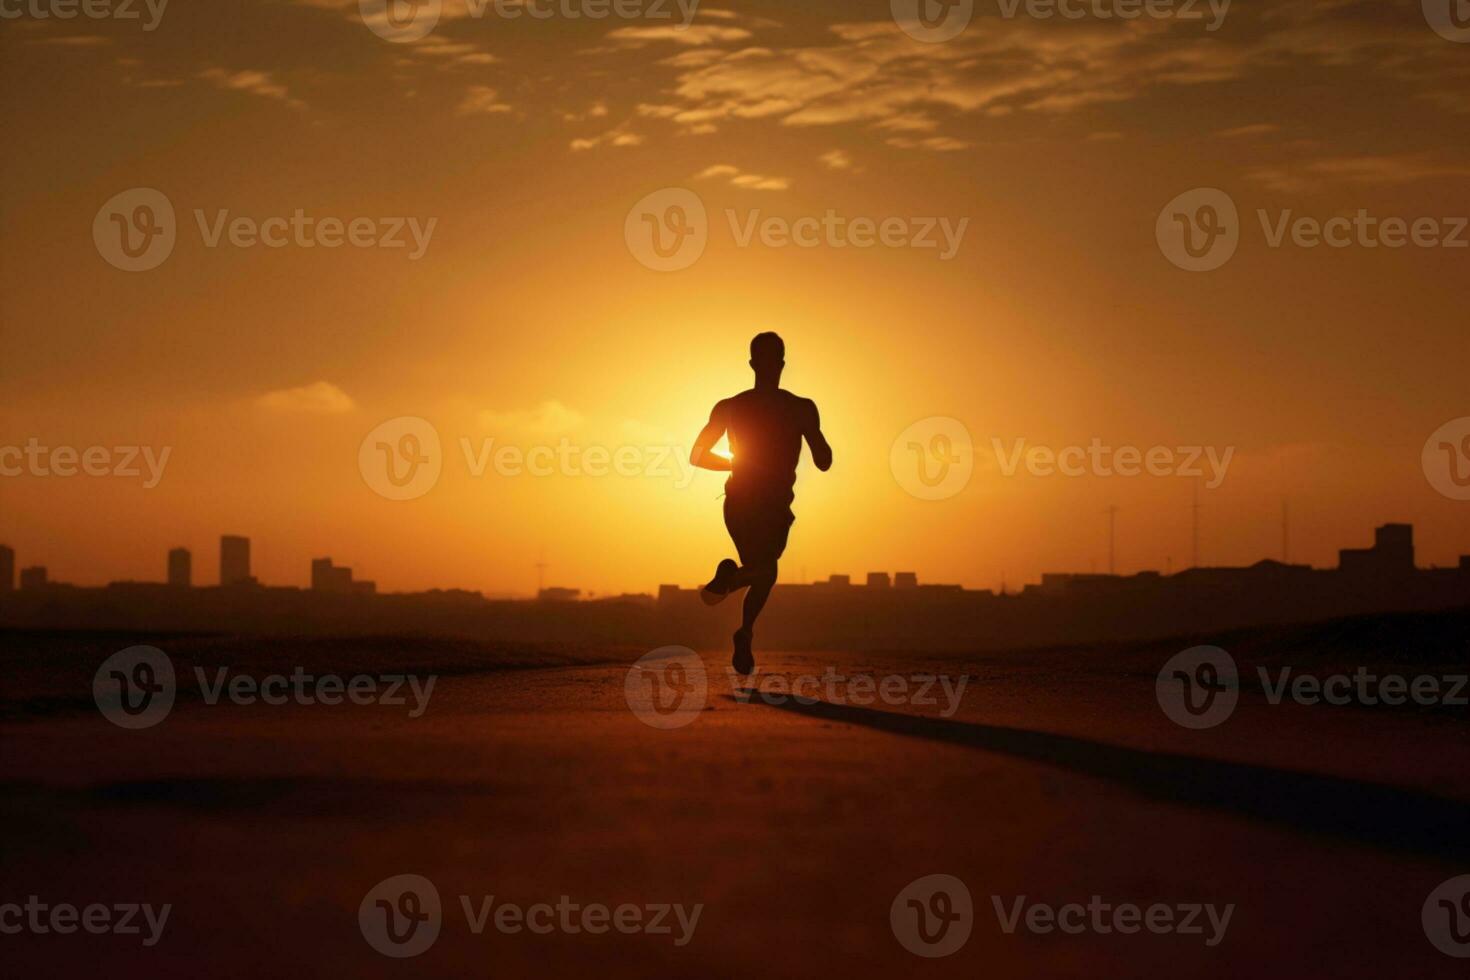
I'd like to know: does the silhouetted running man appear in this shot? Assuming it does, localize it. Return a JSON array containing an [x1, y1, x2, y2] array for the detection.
[[691, 332, 832, 675]]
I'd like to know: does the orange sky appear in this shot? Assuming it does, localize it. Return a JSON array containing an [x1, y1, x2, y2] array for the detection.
[[2, 0, 1468, 595]]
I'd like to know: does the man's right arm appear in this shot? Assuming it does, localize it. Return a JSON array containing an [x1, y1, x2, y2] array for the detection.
[[690, 400, 732, 471]]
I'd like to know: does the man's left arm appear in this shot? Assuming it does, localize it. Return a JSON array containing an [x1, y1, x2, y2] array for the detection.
[[804, 400, 832, 471]]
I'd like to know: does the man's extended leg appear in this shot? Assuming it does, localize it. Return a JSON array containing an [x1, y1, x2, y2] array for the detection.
[[731, 559, 776, 675], [738, 561, 777, 633], [724, 497, 791, 675]]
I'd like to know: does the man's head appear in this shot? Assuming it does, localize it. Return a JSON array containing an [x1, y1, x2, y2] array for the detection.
[[749, 331, 785, 386]]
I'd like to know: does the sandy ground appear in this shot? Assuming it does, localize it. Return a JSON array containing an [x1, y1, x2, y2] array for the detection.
[[3, 640, 1470, 978]]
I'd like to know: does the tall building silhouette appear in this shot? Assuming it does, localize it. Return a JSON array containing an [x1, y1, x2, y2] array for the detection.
[[168, 547, 191, 588], [220, 535, 251, 586], [0, 544, 13, 593]]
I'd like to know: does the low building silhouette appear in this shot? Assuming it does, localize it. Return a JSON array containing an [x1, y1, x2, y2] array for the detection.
[[1339, 522, 1414, 578], [168, 547, 191, 588], [0, 522, 1465, 651], [311, 557, 375, 594]]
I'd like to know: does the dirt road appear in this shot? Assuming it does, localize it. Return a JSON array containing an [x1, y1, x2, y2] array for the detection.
[[3, 642, 1469, 977]]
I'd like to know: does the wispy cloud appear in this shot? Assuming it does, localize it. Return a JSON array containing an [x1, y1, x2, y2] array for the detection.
[[405, 35, 499, 67], [457, 85, 512, 115], [1246, 153, 1470, 193], [199, 69, 305, 110], [885, 135, 971, 152], [694, 164, 790, 190], [1215, 123, 1280, 139], [570, 124, 643, 151], [30, 34, 111, 46], [478, 400, 584, 435], [563, 101, 609, 122], [606, 25, 751, 46], [818, 148, 853, 170], [604, 7, 1464, 155], [256, 382, 355, 415]]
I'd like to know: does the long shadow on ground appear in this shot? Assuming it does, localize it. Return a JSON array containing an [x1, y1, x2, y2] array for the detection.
[[732, 693, 1470, 866]]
